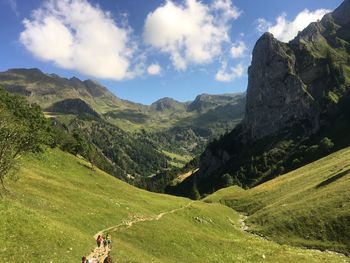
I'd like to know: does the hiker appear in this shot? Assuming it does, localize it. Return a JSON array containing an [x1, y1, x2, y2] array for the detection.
[[106, 233, 112, 248], [96, 235, 103, 247], [82, 256, 89, 263], [103, 255, 113, 263]]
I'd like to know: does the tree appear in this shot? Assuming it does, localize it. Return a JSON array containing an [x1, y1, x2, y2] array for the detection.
[[221, 173, 234, 187], [319, 137, 334, 153], [73, 130, 89, 156], [87, 145, 98, 171], [190, 177, 201, 200], [0, 88, 51, 192], [0, 110, 27, 191]]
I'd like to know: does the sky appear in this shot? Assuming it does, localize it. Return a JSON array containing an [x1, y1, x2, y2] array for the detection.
[[0, 0, 343, 104]]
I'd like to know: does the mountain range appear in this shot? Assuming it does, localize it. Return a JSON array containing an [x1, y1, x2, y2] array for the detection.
[[0, 67, 245, 187]]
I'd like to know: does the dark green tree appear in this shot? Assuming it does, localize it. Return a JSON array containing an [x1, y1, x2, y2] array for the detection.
[[0, 88, 50, 191], [221, 173, 234, 187], [319, 137, 334, 153]]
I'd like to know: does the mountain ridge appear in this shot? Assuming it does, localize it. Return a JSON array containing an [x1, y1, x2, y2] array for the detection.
[[170, 0, 350, 198], [0, 68, 245, 156]]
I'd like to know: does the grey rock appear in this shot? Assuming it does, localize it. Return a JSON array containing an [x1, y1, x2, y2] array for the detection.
[[244, 33, 318, 139]]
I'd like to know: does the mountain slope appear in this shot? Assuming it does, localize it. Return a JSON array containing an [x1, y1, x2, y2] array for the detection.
[[205, 146, 350, 255], [0, 86, 168, 183], [0, 148, 346, 262], [172, 0, 350, 197], [0, 68, 136, 113], [0, 68, 245, 156]]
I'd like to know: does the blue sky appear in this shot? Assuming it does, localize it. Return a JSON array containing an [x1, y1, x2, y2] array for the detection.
[[0, 0, 343, 104]]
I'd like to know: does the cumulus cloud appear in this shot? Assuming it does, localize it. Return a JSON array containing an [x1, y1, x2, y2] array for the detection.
[[20, 0, 136, 80], [215, 62, 244, 82], [143, 0, 241, 70], [257, 8, 330, 42], [230, 41, 246, 58], [147, 64, 161, 75]]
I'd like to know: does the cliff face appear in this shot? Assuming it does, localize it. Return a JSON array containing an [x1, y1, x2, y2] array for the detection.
[[244, 0, 350, 140], [171, 0, 350, 198], [244, 33, 318, 139]]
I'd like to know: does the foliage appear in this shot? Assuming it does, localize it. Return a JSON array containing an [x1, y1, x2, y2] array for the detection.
[[0, 87, 50, 190]]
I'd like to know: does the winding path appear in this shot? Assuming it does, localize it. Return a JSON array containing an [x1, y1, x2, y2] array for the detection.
[[86, 202, 194, 263]]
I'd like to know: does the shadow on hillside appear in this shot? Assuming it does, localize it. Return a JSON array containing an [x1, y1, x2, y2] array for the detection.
[[316, 168, 350, 188]]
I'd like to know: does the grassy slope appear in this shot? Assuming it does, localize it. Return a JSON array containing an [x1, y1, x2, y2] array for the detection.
[[0, 148, 347, 262], [205, 147, 350, 255]]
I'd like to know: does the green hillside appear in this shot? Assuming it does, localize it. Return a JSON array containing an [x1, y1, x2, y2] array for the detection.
[[0, 148, 347, 262], [205, 146, 350, 255], [0, 68, 245, 156]]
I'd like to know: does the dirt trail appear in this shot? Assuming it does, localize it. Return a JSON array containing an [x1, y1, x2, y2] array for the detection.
[[86, 202, 194, 263]]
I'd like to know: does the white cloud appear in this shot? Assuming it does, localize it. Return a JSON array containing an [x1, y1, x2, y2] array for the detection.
[[211, 0, 241, 21], [147, 63, 161, 75], [215, 62, 244, 82], [20, 0, 136, 80], [257, 8, 330, 42], [230, 41, 246, 58], [143, 0, 241, 70], [256, 18, 271, 33]]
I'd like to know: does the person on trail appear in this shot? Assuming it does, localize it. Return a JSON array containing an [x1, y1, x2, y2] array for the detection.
[[106, 233, 112, 248], [96, 235, 103, 247], [103, 238, 108, 250], [103, 255, 113, 263]]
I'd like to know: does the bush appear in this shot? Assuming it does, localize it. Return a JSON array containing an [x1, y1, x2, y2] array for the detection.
[[319, 137, 334, 153]]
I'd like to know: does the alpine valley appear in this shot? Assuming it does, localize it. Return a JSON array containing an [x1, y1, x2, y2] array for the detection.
[[1, 0, 350, 262]]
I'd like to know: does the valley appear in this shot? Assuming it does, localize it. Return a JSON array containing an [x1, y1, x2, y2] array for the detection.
[[1, 0, 350, 262], [0, 148, 348, 262]]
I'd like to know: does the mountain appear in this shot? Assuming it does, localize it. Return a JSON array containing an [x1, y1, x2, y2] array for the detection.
[[170, 0, 350, 198], [0, 68, 136, 113], [0, 86, 168, 184], [187, 93, 242, 113], [151, 97, 187, 112], [0, 73, 347, 262], [0, 68, 245, 157], [0, 68, 245, 191], [245, 0, 350, 139]]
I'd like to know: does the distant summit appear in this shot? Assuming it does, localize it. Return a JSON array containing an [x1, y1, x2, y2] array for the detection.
[[151, 97, 186, 112], [0, 68, 133, 113], [187, 93, 243, 113]]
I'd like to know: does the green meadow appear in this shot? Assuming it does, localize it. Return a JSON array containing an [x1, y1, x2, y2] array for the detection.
[[0, 148, 348, 262], [205, 147, 350, 255]]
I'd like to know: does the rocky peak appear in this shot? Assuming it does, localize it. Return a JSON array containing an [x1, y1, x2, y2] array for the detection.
[[187, 93, 241, 113], [332, 0, 350, 25], [290, 21, 324, 45], [151, 97, 185, 111], [83, 79, 111, 98], [8, 68, 43, 76], [244, 32, 318, 139]]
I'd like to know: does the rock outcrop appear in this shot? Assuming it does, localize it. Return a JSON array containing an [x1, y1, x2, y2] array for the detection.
[[244, 33, 318, 139], [244, 0, 350, 140]]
